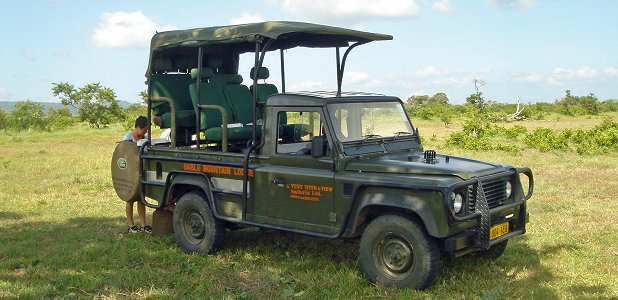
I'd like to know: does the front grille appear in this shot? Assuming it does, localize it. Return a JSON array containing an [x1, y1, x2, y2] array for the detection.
[[468, 177, 508, 212]]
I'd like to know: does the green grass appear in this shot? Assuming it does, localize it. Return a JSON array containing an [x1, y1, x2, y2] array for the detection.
[[1, 120, 617, 299]]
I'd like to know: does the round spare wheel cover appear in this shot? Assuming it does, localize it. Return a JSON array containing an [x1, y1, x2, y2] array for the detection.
[[111, 141, 141, 202]]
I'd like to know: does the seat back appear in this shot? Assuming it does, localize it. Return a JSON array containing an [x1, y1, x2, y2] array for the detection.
[[188, 68, 233, 129], [151, 73, 194, 114], [222, 74, 256, 125], [249, 67, 279, 103], [250, 67, 282, 125]]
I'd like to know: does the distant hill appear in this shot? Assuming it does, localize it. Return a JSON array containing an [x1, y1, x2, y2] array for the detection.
[[0, 100, 134, 114]]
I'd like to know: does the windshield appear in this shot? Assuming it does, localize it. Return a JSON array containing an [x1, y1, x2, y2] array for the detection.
[[328, 102, 414, 142]]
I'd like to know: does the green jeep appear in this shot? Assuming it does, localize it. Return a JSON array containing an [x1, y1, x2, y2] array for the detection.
[[111, 21, 534, 290]]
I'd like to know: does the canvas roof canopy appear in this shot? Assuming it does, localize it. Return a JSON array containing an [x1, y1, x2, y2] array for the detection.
[[146, 21, 392, 77]]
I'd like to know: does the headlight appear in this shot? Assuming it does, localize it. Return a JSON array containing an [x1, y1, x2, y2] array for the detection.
[[505, 181, 513, 198], [451, 192, 464, 214]]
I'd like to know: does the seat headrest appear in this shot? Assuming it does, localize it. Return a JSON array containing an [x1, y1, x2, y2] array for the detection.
[[250, 67, 270, 80], [190, 68, 214, 80], [208, 56, 223, 68], [226, 74, 243, 84]]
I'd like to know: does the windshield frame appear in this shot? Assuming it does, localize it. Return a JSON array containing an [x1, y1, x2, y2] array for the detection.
[[325, 100, 419, 156], [326, 100, 416, 143]]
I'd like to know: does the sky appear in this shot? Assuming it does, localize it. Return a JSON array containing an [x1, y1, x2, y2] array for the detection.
[[1, 0, 617, 105]]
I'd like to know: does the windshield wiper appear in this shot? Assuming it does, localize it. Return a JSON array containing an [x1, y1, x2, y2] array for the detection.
[[362, 134, 382, 139], [393, 131, 413, 137], [389, 131, 414, 141]]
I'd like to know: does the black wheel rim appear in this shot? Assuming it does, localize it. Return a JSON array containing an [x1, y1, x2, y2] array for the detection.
[[183, 208, 205, 244], [374, 233, 415, 279]]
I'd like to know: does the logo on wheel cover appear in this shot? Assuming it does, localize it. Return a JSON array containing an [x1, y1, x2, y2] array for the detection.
[[117, 158, 127, 170]]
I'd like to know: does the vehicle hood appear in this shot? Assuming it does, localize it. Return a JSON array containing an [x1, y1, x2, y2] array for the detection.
[[345, 152, 507, 179]]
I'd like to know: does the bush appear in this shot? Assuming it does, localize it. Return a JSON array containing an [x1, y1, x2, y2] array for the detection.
[[46, 107, 76, 131], [571, 118, 618, 154], [521, 120, 618, 153], [0, 108, 9, 132], [502, 125, 528, 139], [123, 103, 148, 130], [523, 128, 570, 152], [446, 131, 493, 150], [556, 90, 601, 116], [10, 100, 48, 131]]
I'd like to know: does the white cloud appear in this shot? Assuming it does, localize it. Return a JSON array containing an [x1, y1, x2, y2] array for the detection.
[[346, 71, 369, 83], [344, 71, 382, 89], [280, 0, 420, 23], [415, 66, 447, 78], [605, 67, 618, 77], [432, 0, 452, 12], [230, 12, 265, 25], [488, 0, 538, 10], [513, 72, 544, 83], [548, 66, 598, 86], [91, 11, 175, 48]]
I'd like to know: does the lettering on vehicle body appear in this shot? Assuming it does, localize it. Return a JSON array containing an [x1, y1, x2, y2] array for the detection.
[[182, 163, 254, 177], [285, 183, 333, 202]]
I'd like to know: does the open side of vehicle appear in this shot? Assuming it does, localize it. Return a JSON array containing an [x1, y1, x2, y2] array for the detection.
[[111, 21, 534, 290]]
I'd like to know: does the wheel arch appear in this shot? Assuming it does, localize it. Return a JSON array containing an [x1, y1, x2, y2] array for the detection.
[[343, 186, 449, 238], [166, 171, 215, 208]]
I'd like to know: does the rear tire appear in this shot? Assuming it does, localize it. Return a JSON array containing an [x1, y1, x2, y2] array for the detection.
[[173, 192, 225, 253], [359, 215, 440, 290], [474, 241, 508, 260]]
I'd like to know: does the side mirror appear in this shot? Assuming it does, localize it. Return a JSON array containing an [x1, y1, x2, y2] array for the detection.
[[311, 136, 324, 158]]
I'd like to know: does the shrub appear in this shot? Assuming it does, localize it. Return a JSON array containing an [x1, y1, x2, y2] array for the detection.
[[571, 119, 618, 154], [10, 100, 48, 131], [0, 108, 9, 132], [523, 128, 570, 152], [46, 107, 76, 131], [446, 131, 493, 151]]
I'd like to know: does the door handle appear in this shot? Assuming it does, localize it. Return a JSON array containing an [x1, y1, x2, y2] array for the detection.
[[271, 178, 285, 186]]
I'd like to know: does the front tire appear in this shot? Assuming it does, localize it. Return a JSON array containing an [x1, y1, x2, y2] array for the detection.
[[359, 215, 440, 290], [173, 192, 225, 253]]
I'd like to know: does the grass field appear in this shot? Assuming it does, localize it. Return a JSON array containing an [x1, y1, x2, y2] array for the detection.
[[1, 115, 617, 299]]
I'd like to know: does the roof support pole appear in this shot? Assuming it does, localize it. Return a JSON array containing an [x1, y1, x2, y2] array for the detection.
[[280, 49, 286, 93], [336, 41, 365, 97], [195, 47, 203, 149], [243, 39, 274, 221], [336, 47, 341, 96]]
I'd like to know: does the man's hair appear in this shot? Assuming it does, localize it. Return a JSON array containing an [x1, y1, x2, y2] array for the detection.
[[135, 116, 148, 129]]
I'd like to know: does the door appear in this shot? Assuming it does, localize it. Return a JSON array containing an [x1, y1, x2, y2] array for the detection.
[[252, 109, 336, 234]]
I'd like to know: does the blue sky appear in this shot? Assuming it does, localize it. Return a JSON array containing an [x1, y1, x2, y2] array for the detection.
[[1, 0, 617, 104]]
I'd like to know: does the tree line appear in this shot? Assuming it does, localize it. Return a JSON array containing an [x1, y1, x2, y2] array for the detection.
[[1, 81, 617, 134], [0, 82, 146, 132], [406, 80, 618, 155], [405, 88, 618, 126]]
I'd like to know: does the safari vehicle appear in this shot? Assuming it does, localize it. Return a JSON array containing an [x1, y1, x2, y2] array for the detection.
[[111, 21, 533, 289]]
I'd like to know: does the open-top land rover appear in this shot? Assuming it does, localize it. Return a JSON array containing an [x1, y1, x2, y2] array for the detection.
[[111, 21, 533, 289]]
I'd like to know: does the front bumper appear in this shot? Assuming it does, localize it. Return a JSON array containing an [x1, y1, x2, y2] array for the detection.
[[443, 167, 533, 256]]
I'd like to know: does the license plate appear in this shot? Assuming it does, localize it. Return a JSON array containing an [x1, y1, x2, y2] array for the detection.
[[490, 222, 509, 240]]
